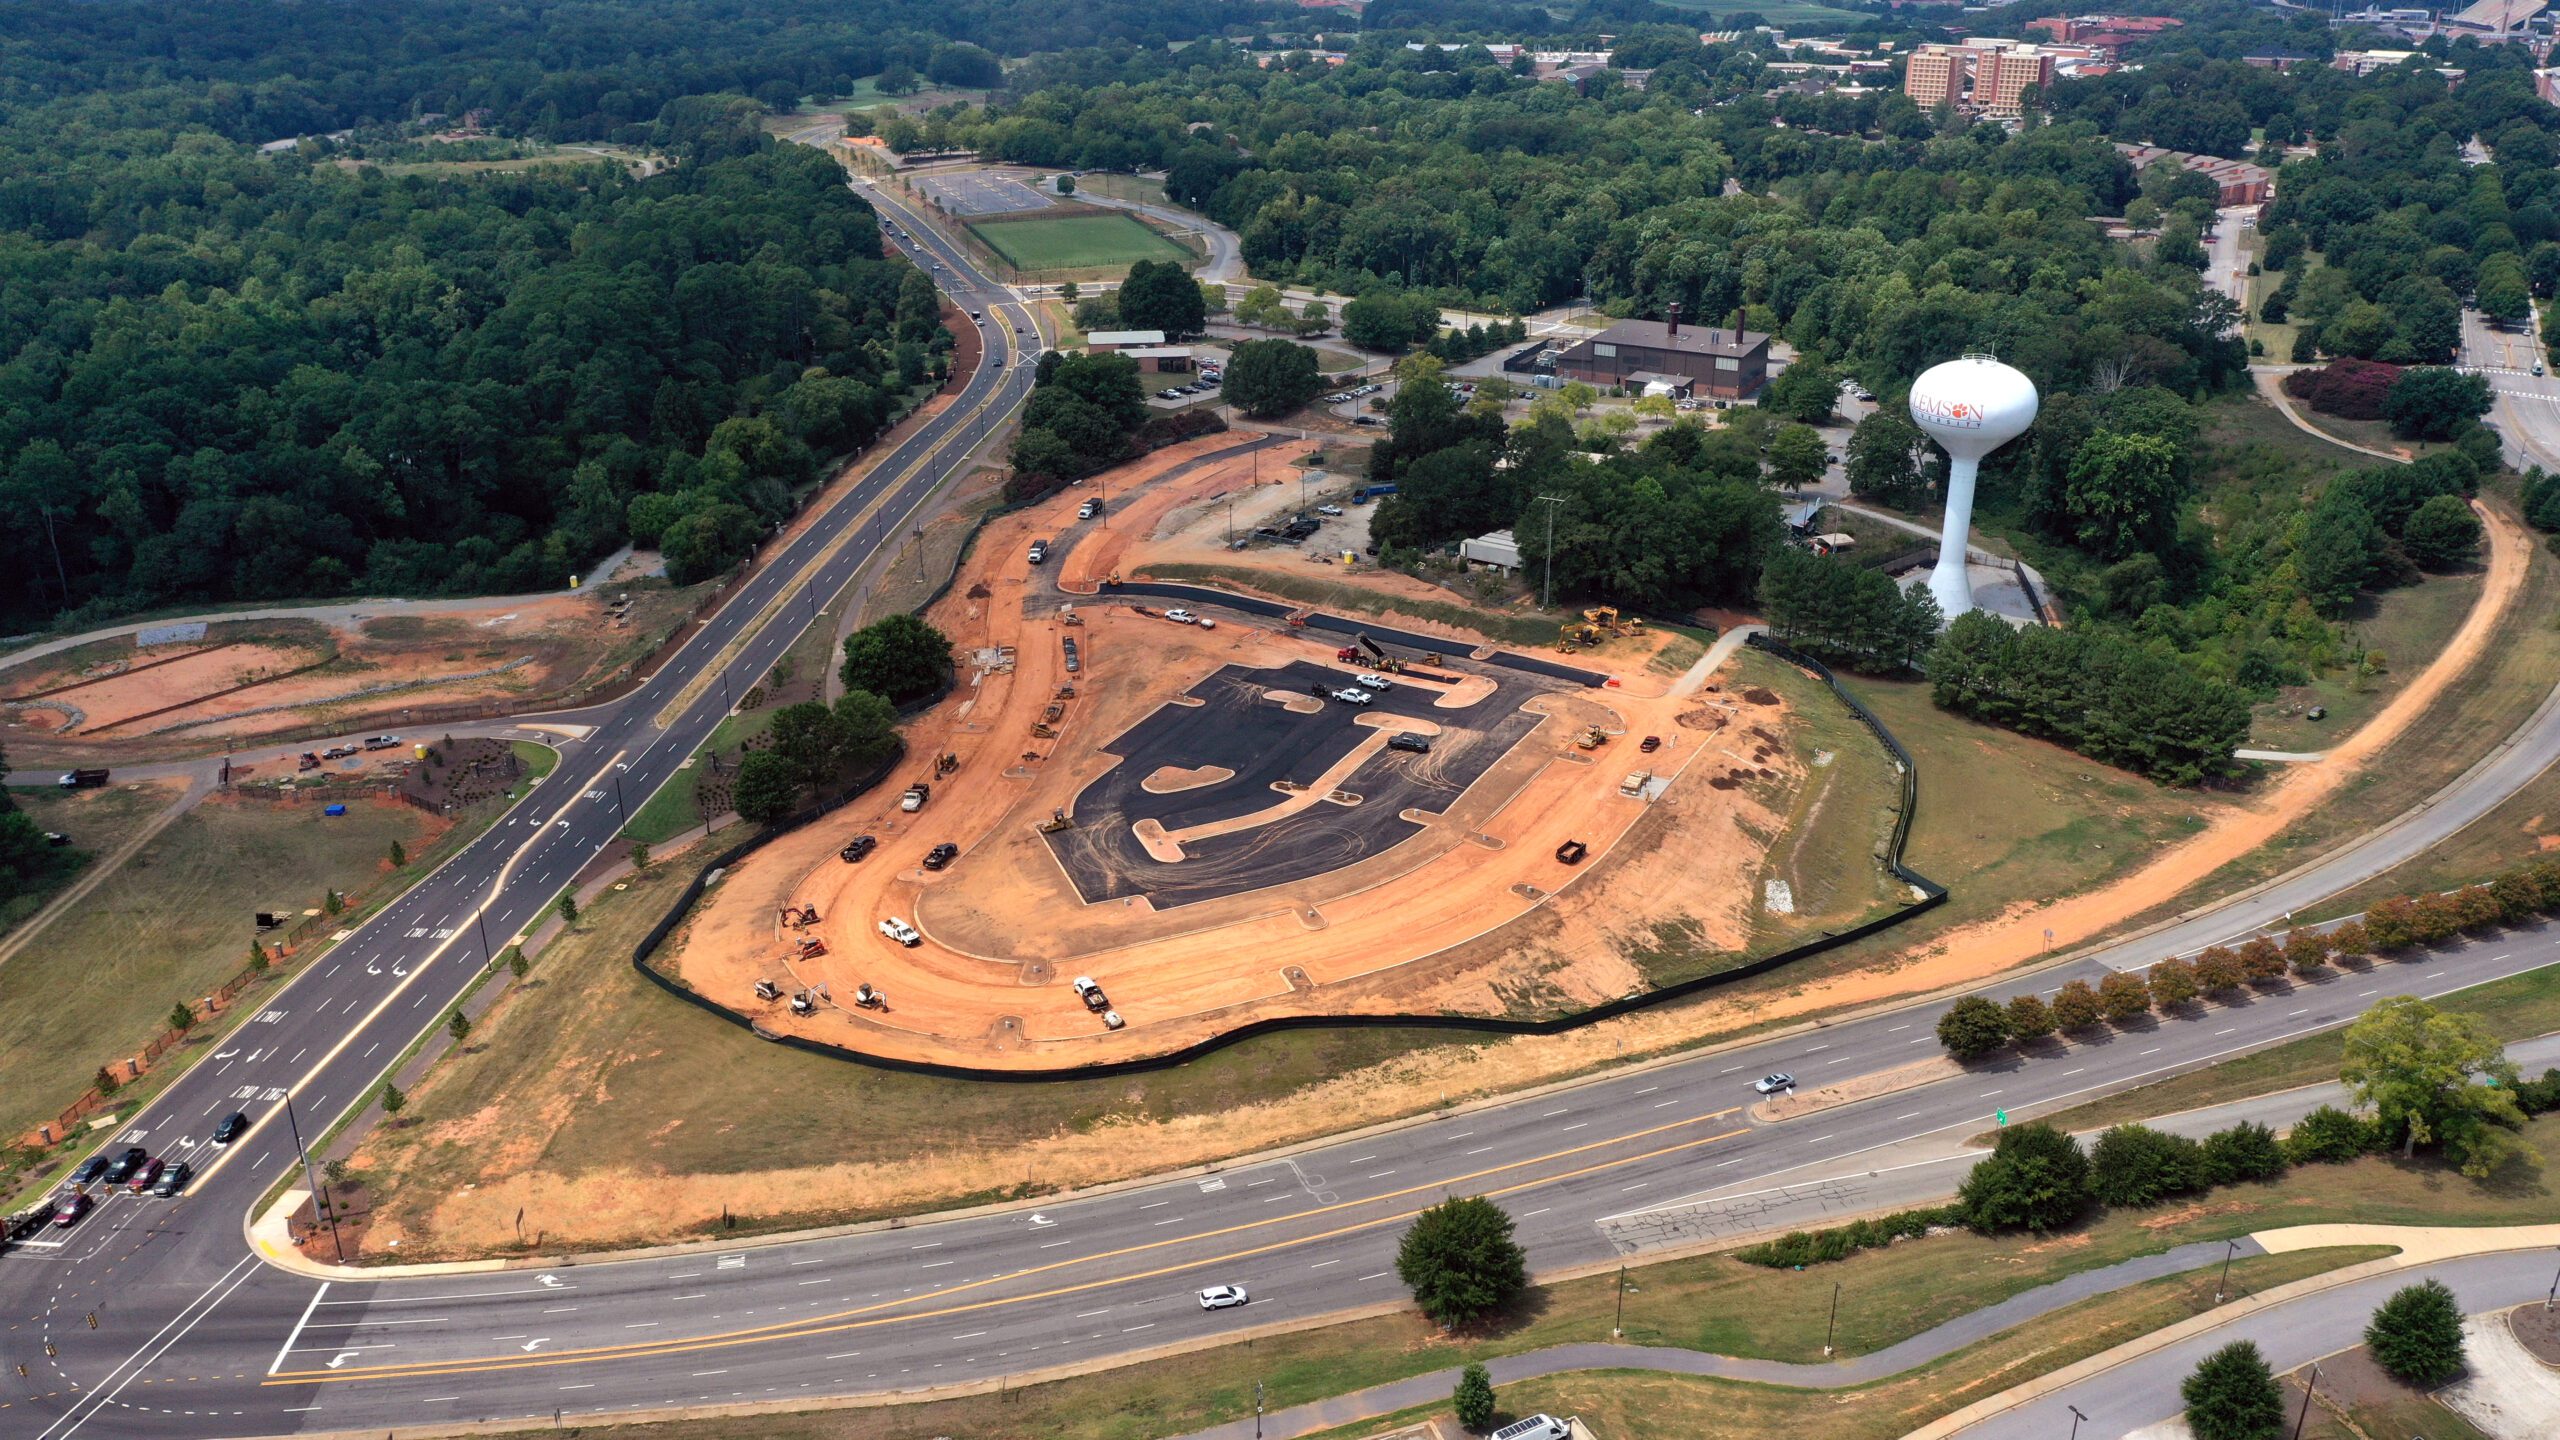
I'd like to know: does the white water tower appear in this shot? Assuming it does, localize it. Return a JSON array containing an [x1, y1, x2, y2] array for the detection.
[[1909, 354, 2039, 620]]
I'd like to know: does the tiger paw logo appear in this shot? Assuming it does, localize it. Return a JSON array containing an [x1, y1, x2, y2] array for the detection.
[[1913, 394, 1987, 428]]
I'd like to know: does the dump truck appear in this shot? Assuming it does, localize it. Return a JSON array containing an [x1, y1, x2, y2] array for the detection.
[[901, 782, 930, 812], [57, 768, 109, 789], [1619, 770, 1653, 798], [1555, 839, 1589, 864]]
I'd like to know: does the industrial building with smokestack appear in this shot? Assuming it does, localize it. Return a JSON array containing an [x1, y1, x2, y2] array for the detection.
[[1549, 305, 1773, 400]]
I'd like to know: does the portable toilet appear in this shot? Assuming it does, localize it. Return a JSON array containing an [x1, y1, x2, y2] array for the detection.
[[323, 803, 348, 817]]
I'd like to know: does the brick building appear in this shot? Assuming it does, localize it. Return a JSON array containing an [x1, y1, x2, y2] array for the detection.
[[1550, 309, 1771, 400]]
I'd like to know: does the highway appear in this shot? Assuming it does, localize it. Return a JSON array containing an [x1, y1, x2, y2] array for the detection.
[[0, 170, 1040, 1438], [10, 175, 2560, 1440]]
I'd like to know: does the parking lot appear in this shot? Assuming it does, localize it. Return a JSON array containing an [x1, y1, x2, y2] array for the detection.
[[1043, 659, 1554, 909], [913, 171, 1054, 216]]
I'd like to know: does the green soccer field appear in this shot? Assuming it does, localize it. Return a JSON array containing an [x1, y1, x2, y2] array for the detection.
[[965, 212, 1192, 271]]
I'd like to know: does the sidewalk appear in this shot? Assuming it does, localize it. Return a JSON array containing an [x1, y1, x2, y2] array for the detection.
[[1180, 1221, 2560, 1440]]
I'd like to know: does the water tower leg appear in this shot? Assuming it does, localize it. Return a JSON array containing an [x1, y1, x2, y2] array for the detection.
[[1928, 457, 1979, 620]]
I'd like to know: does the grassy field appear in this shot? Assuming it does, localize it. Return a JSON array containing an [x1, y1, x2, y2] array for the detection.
[[2027, 958, 2560, 1136], [1651, 0, 1870, 23], [2141, 492, 2560, 923], [0, 782, 172, 935], [361, 143, 653, 177], [0, 793, 444, 1172], [1734, 652, 1907, 945], [462, 1109, 2560, 1440], [966, 213, 1192, 272], [2248, 564, 2482, 753]]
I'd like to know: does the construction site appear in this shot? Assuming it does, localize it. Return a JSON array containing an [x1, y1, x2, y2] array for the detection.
[[661, 435, 1912, 1070]]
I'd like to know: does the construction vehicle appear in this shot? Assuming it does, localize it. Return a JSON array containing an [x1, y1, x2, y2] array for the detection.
[[934, 752, 959, 778], [57, 768, 109, 789], [780, 903, 820, 928], [789, 991, 818, 1016], [796, 936, 828, 959], [1619, 770, 1653, 798], [1031, 722, 1059, 739], [1576, 726, 1608, 750], [754, 979, 782, 1001], [1037, 808, 1074, 833], [1103, 572, 1122, 587], [853, 983, 886, 1010], [1555, 839, 1589, 864], [1336, 646, 1363, 663], [902, 781, 931, 812], [1558, 620, 1606, 649], [1056, 685, 1076, 700]]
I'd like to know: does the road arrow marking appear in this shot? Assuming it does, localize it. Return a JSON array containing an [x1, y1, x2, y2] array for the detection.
[[536, 1274, 564, 1289], [521, 1338, 549, 1352], [326, 1352, 358, 1370]]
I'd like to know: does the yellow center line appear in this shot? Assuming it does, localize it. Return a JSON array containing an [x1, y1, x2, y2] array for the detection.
[[268, 1110, 1742, 1385]]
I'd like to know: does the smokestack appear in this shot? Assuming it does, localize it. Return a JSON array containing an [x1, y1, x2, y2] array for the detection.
[[1666, 303, 1680, 337]]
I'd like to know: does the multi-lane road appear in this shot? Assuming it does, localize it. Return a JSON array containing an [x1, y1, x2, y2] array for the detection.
[[9, 173, 2560, 1440], [0, 173, 1039, 1438]]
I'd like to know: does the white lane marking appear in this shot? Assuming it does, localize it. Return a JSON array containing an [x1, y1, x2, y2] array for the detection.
[[269, 1282, 330, 1376]]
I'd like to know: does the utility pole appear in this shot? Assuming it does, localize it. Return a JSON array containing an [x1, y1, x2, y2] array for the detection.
[[281, 1092, 343, 1264], [1535, 494, 1566, 611]]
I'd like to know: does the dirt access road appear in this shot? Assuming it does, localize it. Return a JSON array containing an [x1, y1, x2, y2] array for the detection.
[[667, 437, 1797, 1068]]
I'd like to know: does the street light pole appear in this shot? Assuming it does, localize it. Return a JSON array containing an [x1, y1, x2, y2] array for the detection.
[[2066, 1404, 2088, 1440], [1613, 1264, 1626, 1337], [281, 1092, 343, 1263], [1535, 495, 1566, 612], [2216, 1237, 2240, 1304], [2290, 1364, 2320, 1440], [1823, 1280, 1841, 1357]]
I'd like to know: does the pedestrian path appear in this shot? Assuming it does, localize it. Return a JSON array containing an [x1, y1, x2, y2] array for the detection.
[[1174, 1237, 2269, 1440]]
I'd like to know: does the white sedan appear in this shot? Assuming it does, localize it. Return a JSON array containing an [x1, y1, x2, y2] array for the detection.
[[1197, 1284, 1249, 1310], [877, 917, 922, 947]]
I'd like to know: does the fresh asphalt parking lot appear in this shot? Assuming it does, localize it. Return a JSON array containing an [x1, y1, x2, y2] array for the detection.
[[1045, 659, 1551, 908]]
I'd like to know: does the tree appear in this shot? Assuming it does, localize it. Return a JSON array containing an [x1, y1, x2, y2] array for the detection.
[[1766, 424, 1829, 491], [732, 749, 802, 824], [2053, 979, 2104, 1031], [2088, 1123, 2204, 1208], [2285, 1105, 2379, 1164], [508, 948, 530, 978], [1395, 1196, 1529, 1327], [2201, 1121, 2287, 1186], [2063, 430, 2187, 560], [2005, 993, 2056, 1044], [2182, 1341, 2284, 1440], [1763, 355, 1838, 424], [2382, 368, 2493, 441], [2281, 927, 2330, 977], [388, 838, 406, 868], [247, 941, 269, 974], [1959, 1123, 2092, 1234], [2293, 492, 2381, 615], [2098, 970, 2153, 1022], [1453, 1362, 1497, 1431], [556, 892, 577, 924], [1937, 996, 2011, 1061], [627, 840, 650, 871], [1223, 339, 1324, 418], [2342, 997, 2531, 1176], [2192, 947, 2244, 995], [446, 1008, 471, 1043], [379, 1082, 406, 1118], [2401, 494, 2482, 570], [2146, 956, 2201, 1009], [1055, 173, 1075, 197], [1846, 410, 1928, 510], [839, 613, 952, 703], [2365, 1280, 2466, 1387], [1116, 259, 1206, 337], [168, 1001, 195, 1033]]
